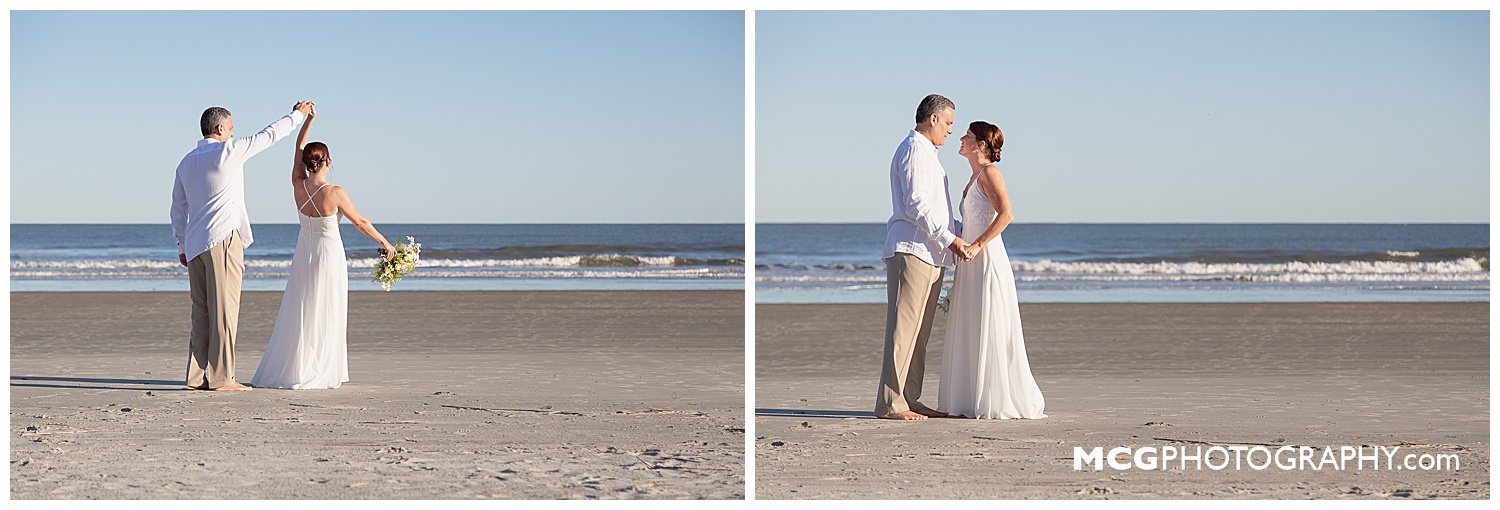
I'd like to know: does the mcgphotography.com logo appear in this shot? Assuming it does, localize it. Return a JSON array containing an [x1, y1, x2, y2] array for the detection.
[[1074, 445, 1461, 472]]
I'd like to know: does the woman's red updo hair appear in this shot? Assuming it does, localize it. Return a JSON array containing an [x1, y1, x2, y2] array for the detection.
[[968, 121, 1004, 162], [301, 142, 330, 174]]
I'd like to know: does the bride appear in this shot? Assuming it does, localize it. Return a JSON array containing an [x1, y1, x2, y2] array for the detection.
[[251, 104, 394, 390], [936, 120, 1046, 419]]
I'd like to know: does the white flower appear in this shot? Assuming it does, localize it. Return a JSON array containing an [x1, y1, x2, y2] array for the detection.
[[372, 236, 422, 291]]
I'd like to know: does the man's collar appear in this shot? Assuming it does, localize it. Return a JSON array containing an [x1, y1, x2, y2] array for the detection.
[[198, 137, 223, 146], [910, 129, 936, 151]]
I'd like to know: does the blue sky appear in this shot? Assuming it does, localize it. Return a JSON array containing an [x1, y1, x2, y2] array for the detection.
[[756, 11, 1489, 223], [11, 10, 744, 223]]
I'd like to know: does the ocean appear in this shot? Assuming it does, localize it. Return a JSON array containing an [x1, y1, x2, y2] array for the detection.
[[11, 224, 744, 292], [756, 223, 1488, 303]]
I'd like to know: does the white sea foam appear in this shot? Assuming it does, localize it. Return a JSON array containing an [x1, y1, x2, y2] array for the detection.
[[757, 275, 887, 283], [755, 258, 1490, 284], [369, 254, 681, 268], [13, 260, 196, 270], [409, 268, 742, 279], [1016, 273, 1489, 283], [1010, 258, 1486, 276], [13, 254, 690, 271], [1385, 250, 1420, 257], [14, 268, 743, 280]]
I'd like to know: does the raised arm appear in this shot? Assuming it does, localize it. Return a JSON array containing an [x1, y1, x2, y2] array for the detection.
[[226, 101, 312, 162], [291, 105, 315, 185], [330, 187, 395, 260], [968, 165, 1014, 251]]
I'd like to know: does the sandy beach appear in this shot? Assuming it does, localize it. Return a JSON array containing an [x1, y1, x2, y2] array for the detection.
[[755, 302, 1488, 499], [11, 290, 744, 499]]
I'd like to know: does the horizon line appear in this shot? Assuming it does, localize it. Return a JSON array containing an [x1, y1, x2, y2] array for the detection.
[[11, 221, 1488, 226], [754, 221, 1491, 225], [9, 221, 747, 226]]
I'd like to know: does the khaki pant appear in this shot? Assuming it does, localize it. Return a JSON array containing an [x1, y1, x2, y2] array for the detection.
[[186, 230, 244, 389], [874, 252, 945, 415]]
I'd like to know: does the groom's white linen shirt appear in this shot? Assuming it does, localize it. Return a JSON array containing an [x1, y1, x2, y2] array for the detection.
[[884, 129, 960, 268], [172, 110, 306, 262]]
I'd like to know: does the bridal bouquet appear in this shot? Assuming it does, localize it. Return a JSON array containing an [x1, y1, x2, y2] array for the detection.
[[373, 236, 421, 291]]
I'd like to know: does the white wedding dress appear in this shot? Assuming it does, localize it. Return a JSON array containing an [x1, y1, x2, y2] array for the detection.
[[251, 182, 349, 389], [937, 176, 1046, 419]]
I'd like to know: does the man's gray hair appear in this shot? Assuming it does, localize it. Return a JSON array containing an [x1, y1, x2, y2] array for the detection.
[[200, 107, 231, 137], [914, 94, 955, 125]]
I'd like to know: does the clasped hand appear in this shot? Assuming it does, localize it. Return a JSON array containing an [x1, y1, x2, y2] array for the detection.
[[949, 238, 980, 261], [293, 100, 316, 116]]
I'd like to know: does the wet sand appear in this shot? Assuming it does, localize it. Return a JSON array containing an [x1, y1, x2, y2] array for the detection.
[[755, 302, 1488, 499], [11, 290, 744, 499]]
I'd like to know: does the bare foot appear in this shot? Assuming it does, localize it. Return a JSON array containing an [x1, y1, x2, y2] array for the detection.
[[913, 407, 948, 418], [211, 382, 252, 392], [876, 410, 927, 421]]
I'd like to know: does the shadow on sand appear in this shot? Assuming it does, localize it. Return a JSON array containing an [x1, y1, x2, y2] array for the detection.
[[754, 408, 872, 420], [10, 376, 190, 392]]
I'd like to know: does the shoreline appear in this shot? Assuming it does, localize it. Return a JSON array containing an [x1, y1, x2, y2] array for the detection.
[[8, 281, 746, 292], [756, 289, 1482, 304]]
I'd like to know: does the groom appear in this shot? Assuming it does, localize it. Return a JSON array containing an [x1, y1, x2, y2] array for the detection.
[[875, 94, 970, 420], [170, 101, 313, 391]]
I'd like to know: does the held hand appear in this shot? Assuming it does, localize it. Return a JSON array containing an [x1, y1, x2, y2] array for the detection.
[[948, 238, 971, 261], [293, 100, 315, 116], [962, 242, 982, 260], [179, 253, 188, 267], [306, 103, 317, 119]]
